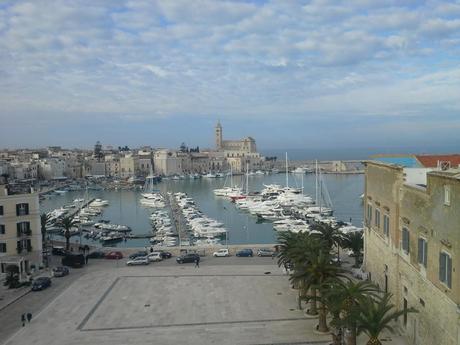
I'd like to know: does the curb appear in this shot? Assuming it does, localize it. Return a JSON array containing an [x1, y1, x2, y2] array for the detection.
[[0, 289, 31, 312]]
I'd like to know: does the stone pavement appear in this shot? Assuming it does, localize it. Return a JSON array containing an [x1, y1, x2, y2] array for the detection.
[[2, 259, 410, 345]]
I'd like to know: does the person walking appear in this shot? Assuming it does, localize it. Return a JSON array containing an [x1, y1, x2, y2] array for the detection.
[[26, 312, 32, 323], [195, 256, 200, 268], [21, 314, 26, 327]]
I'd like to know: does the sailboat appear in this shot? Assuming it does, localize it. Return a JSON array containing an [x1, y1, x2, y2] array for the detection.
[[213, 166, 242, 197], [141, 165, 160, 199]]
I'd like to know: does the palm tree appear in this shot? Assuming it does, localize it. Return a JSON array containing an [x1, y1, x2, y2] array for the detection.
[[40, 213, 49, 244], [277, 232, 315, 310], [356, 293, 417, 345], [310, 222, 344, 262], [329, 278, 381, 345], [342, 232, 364, 267], [58, 216, 77, 251], [291, 246, 346, 332]]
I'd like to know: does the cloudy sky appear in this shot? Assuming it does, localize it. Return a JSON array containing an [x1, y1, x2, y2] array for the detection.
[[1, 0, 460, 153]]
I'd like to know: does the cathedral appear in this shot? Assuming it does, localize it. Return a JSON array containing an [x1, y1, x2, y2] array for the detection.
[[215, 121, 257, 153], [214, 121, 262, 173]]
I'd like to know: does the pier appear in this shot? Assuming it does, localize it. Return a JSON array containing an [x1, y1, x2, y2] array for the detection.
[[67, 198, 96, 218]]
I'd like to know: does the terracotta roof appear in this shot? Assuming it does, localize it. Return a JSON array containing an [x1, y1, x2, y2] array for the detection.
[[415, 154, 460, 168]]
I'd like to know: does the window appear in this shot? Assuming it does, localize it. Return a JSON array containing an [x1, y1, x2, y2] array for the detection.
[[0, 205, 3, 216], [418, 238, 428, 267], [375, 209, 381, 228], [16, 203, 29, 216], [383, 214, 390, 237], [16, 222, 31, 236], [402, 227, 410, 254], [0, 224, 4, 234], [367, 204, 372, 225], [444, 186, 451, 206], [439, 252, 452, 288], [0, 243, 5, 253]]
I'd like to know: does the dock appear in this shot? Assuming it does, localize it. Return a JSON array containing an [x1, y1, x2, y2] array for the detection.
[[67, 198, 96, 218]]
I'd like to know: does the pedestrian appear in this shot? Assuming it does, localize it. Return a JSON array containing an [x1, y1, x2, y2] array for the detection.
[[26, 312, 32, 323], [195, 256, 200, 268], [21, 314, 25, 327], [85, 255, 89, 264]]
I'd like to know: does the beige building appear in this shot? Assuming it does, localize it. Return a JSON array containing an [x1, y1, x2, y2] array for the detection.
[[214, 121, 263, 172], [0, 184, 42, 282], [120, 154, 139, 179], [153, 150, 184, 176], [363, 160, 460, 345]]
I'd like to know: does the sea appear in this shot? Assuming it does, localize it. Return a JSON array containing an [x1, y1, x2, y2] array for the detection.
[[40, 173, 363, 248]]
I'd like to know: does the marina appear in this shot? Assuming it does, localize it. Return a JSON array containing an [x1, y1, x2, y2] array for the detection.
[[40, 172, 364, 248]]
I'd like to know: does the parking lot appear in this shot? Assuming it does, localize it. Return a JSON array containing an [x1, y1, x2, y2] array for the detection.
[[1, 256, 330, 345]]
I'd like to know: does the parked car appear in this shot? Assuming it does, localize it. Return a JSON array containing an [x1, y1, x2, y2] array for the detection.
[[52, 266, 69, 277], [129, 251, 148, 259], [257, 248, 275, 257], [176, 253, 200, 264], [31, 277, 52, 291], [147, 252, 163, 262], [236, 249, 253, 257], [213, 248, 229, 257], [62, 254, 85, 268], [126, 256, 149, 266], [87, 250, 106, 259], [105, 251, 123, 260], [52, 246, 67, 256], [157, 250, 172, 259]]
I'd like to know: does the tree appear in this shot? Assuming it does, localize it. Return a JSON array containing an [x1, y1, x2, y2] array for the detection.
[[3, 265, 20, 289], [342, 232, 364, 267], [329, 278, 380, 345], [40, 213, 49, 244], [310, 222, 344, 262], [58, 216, 77, 251], [356, 293, 417, 345], [291, 246, 346, 332]]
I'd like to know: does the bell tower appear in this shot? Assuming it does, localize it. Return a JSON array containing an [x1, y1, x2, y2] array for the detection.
[[215, 120, 223, 150]]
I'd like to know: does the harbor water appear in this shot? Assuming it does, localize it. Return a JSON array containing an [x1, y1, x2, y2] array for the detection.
[[40, 173, 364, 248]]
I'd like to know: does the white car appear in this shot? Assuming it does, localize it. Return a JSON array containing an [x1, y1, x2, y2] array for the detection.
[[213, 248, 229, 257], [126, 256, 149, 266], [147, 252, 163, 262]]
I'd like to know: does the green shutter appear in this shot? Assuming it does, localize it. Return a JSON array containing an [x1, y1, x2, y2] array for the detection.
[[447, 256, 452, 288], [418, 238, 423, 264], [423, 241, 428, 267], [440, 253, 446, 282]]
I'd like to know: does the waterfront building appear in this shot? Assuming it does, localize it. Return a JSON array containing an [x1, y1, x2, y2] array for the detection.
[[363, 155, 460, 345], [120, 154, 139, 179], [105, 156, 121, 178], [38, 158, 66, 180], [89, 159, 106, 177], [153, 150, 184, 176], [0, 182, 42, 282], [214, 121, 264, 173]]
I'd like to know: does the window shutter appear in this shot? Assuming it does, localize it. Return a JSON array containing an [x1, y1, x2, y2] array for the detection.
[[16, 223, 21, 237], [16, 204, 20, 216], [423, 241, 428, 267], [25, 204, 29, 215], [418, 238, 423, 263], [447, 256, 452, 288], [439, 253, 446, 282]]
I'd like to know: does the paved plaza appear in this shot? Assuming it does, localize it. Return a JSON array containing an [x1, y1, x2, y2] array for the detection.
[[3, 262, 331, 345]]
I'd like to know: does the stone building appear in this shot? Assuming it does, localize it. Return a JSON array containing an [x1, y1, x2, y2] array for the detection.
[[0, 184, 42, 282], [120, 154, 139, 179], [214, 121, 263, 172], [363, 158, 460, 345]]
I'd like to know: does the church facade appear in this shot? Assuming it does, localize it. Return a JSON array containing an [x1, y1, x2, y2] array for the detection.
[[214, 121, 263, 173]]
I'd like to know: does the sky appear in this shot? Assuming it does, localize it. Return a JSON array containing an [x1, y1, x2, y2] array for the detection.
[[0, 0, 460, 153]]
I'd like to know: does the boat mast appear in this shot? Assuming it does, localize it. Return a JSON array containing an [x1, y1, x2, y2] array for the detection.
[[285, 152, 289, 188], [246, 162, 249, 195], [315, 160, 318, 205]]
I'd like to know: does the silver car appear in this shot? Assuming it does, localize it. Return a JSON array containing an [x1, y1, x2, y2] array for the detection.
[[126, 256, 149, 266]]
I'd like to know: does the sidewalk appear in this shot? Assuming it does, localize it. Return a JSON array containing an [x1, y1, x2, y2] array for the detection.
[[0, 268, 51, 311]]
